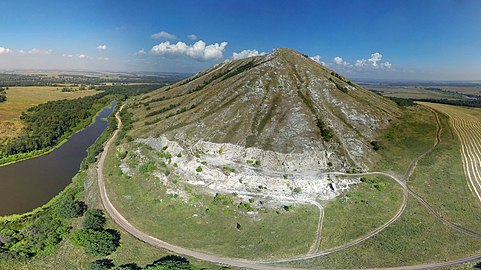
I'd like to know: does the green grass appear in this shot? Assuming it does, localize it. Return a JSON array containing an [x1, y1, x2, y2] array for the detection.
[[277, 105, 481, 268], [374, 105, 438, 175], [104, 144, 318, 259], [280, 197, 481, 269], [409, 110, 481, 234], [320, 175, 404, 250]]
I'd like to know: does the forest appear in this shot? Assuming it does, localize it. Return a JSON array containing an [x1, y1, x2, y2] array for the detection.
[[0, 85, 161, 161], [415, 98, 481, 108]]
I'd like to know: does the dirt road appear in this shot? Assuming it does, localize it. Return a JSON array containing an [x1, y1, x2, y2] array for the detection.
[[97, 104, 481, 269]]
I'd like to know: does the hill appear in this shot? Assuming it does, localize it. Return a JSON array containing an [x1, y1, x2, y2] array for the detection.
[[130, 48, 399, 172]]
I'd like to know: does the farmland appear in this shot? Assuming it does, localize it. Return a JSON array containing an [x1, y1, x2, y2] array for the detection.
[[419, 102, 481, 205]]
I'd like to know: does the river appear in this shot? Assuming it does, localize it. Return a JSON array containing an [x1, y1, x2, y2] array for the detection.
[[0, 102, 116, 216]]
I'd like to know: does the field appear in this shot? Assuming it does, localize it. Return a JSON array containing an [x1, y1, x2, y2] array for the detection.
[[363, 83, 481, 100], [279, 103, 481, 268], [366, 85, 461, 99], [419, 102, 481, 205], [320, 175, 404, 250], [0, 86, 97, 141]]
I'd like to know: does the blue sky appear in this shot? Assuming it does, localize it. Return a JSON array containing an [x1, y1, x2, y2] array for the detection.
[[0, 0, 480, 80]]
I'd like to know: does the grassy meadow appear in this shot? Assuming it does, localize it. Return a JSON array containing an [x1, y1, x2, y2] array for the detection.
[[320, 175, 404, 251]]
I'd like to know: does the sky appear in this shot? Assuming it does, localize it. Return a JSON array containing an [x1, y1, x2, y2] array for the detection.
[[0, 0, 480, 80]]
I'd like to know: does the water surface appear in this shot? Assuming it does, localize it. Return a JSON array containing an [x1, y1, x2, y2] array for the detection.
[[0, 102, 116, 216]]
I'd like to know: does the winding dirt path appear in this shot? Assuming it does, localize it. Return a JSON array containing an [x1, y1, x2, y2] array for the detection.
[[97, 104, 481, 269], [308, 200, 324, 254]]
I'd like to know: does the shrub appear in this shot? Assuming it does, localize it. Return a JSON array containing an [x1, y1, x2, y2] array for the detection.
[[196, 166, 203, 173], [87, 259, 115, 270], [144, 255, 192, 270], [55, 194, 83, 219], [71, 229, 120, 256], [316, 119, 333, 141], [83, 209, 106, 231], [370, 141, 381, 151], [140, 161, 157, 174]]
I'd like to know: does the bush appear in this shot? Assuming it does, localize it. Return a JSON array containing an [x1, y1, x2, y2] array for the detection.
[[196, 166, 203, 173], [71, 229, 120, 256], [144, 255, 192, 270], [316, 119, 333, 141], [88, 259, 115, 270], [140, 161, 157, 174], [370, 141, 381, 151], [83, 209, 107, 231], [55, 194, 83, 219]]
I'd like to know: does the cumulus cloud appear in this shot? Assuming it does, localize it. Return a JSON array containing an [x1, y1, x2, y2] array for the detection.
[[354, 52, 392, 69], [135, 48, 146, 55], [78, 54, 87, 59], [96, 44, 107, 51], [62, 54, 74, 58], [151, 40, 228, 61], [98, 57, 109, 61], [232, 49, 265, 60], [382, 62, 392, 69], [333, 56, 350, 66], [309, 55, 326, 66], [188, 34, 198, 41], [28, 48, 52, 55], [151, 31, 176, 40], [0, 47, 13, 55]]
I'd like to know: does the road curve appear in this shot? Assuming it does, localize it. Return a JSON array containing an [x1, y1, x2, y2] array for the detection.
[[97, 104, 481, 270], [97, 105, 295, 270]]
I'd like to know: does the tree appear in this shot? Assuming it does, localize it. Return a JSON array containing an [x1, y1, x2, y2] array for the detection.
[[83, 209, 106, 231], [71, 229, 120, 256], [144, 255, 192, 270], [88, 259, 115, 270], [55, 195, 83, 219], [113, 263, 140, 270]]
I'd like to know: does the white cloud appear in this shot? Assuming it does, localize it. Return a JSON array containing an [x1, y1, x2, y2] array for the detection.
[[354, 52, 392, 70], [333, 56, 350, 66], [98, 57, 109, 61], [232, 49, 265, 60], [135, 48, 146, 55], [188, 34, 198, 41], [62, 54, 74, 58], [0, 47, 13, 55], [78, 54, 87, 59], [96, 44, 107, 51], [355, 59, 367, 67], [151, 40, 228, 61], [28, 48, 52, 55], [309, 55, 326, 66], [151, 31, 176, 40], [381, 61, 392, 69], [368, 52, 382, 67]]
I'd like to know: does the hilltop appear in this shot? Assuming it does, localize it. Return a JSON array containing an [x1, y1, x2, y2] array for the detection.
[[130, 48, 399, 172]]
